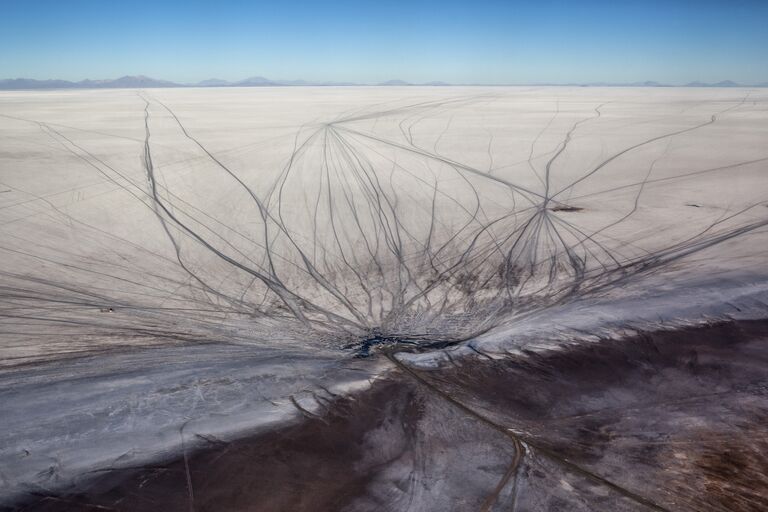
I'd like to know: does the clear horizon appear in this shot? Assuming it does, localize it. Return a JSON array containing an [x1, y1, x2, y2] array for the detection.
[[2, 0, 767, 85]]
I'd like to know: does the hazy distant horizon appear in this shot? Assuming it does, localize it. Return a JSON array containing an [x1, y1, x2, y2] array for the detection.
[[1, 74, 767, 90]]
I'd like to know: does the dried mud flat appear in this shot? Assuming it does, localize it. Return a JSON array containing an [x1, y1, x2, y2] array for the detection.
[[5, 320, 767, 512]]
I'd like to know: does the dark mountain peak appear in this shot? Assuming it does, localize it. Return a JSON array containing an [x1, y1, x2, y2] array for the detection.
[[378, 79, 411, 86], [685, 80, 741, 87], [237, 76, 276, 86], [105, 75, 178, 87]]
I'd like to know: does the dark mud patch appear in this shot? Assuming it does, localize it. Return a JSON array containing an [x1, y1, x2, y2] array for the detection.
[[5, 374, 523, 511], [690, 432, 768, 511], [5, 380, 416, 512], [414, 319, 768, 511], [6, 320, 768, 512], [550, 205, 584, 212]]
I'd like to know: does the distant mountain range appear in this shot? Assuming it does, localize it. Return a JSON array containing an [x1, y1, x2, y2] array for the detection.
[[0, 75, 766, 90], [0, 76, 179, 90], [203, 76, 360, 87]]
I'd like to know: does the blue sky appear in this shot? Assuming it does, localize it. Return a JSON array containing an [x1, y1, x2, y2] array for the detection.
[[1, 0, 766, 84]]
